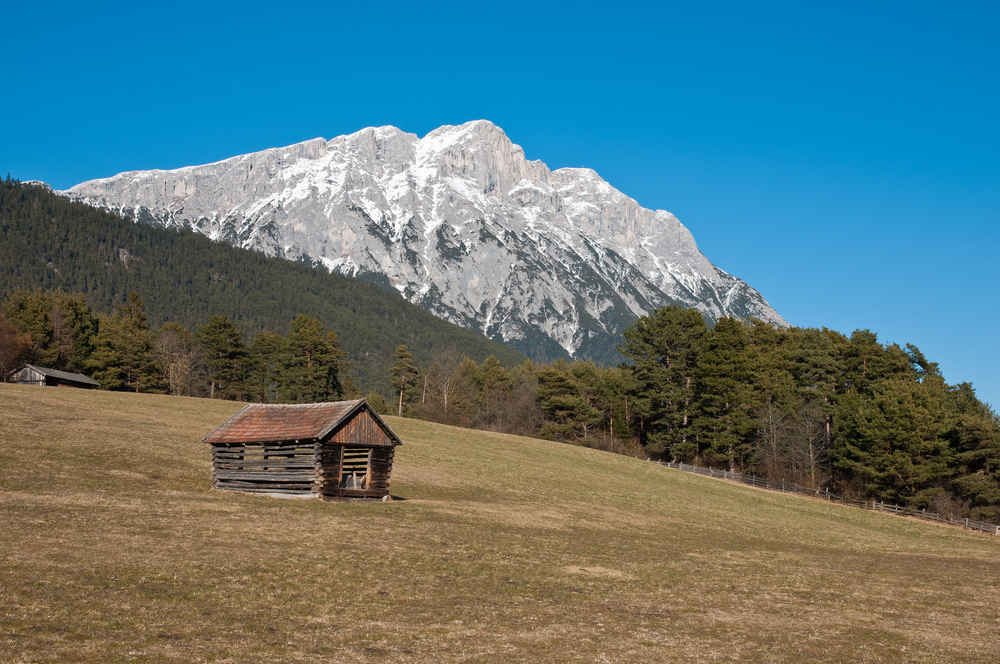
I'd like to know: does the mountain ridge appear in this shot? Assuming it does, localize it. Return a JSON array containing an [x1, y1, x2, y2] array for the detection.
[[60, 120, 786, 364]]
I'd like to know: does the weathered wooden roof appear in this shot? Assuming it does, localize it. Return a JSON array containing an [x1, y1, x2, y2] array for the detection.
[[202, 399, 403, 446], [8, 363, 101, 387]]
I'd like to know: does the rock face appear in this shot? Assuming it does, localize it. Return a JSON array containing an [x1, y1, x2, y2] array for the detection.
[[61, 120, 785, 363]]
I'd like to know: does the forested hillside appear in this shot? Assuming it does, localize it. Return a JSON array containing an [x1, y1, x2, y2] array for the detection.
[[605, 308, 1000, 520], [0, 178, 525, 391]]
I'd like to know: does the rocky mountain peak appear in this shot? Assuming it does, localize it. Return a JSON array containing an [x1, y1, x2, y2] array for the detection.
[[59, 121, 786, 363]]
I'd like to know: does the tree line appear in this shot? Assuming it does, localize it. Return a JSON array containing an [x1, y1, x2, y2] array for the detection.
[[1, 288, 352, 403], [4, 290, 999, 524], [387, 306, 1000, 523]]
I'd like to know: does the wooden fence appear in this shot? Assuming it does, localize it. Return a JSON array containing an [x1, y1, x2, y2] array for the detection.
[[654, 460, 1000, 536]]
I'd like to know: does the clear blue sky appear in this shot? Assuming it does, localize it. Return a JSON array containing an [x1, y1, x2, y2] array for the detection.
[[4, 1, 998, 408]]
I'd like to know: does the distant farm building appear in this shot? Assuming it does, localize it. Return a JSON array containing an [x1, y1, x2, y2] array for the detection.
[[203, 399, 403, 500], [5, 364, 101, 389]]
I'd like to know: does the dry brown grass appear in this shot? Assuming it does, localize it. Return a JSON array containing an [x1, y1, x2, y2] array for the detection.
[[2, 383, 1000, 663]]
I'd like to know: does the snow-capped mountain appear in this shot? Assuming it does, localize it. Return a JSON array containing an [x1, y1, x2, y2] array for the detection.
[[60, 120, 785, 363]]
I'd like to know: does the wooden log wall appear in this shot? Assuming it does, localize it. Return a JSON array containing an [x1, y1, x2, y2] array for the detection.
[[367, 447, 394, 492], [211, 442, 318, 494], [315, 444, 343, 496]]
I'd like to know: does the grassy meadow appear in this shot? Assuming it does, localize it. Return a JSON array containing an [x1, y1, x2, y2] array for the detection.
[[2, 383, 999, 663]]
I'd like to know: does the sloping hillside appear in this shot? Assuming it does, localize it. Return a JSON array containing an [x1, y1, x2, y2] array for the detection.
[[2, 384, 999, 663], [0, 179, 526, 392]]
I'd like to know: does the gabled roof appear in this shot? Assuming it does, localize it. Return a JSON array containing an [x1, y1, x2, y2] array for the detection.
[[8, 363, 101, 387], [202, 399, 403, 446]]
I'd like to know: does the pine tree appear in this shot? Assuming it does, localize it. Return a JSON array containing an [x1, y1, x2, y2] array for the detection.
[[197, 315, 249, 400], [790, 327, 846, 455], [248, 331, 284, 402], [325, 330, 349, 395], [842, 330, 913, 395], [499, 361, 544, 437], [832, 376, 955, 505], [692, 317, 755, 471], [81, 294, 163, 393], [276, 315, 343, 403], [905, 343, 941, 382], [596, 365, 638, 446], [745, 320, 797, 411], [537, 360, 603, 442], [948, 383, 1000, 521], [617, 306, 708, 458], [390, 344, 419, 416], [85, 314, 124, 390], [48, 291, 98, 373], [118, 293, 164, 392], [476, 355, 511, 431], [365, 390, 391, 415]]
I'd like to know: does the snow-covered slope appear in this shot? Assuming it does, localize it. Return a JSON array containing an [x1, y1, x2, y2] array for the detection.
[[60, 120, 785, 363]]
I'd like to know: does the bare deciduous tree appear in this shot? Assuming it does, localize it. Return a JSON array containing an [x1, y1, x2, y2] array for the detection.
[[756, 399, 791, 481], [787, 400, 830, 489], [0, 316, 32, 379], [155, 322, 207, 397]]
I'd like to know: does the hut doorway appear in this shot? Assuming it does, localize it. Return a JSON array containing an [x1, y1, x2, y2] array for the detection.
[[340, 447, 371, 489]]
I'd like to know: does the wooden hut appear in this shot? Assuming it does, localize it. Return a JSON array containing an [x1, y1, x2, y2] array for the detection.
[[202, 399, 402, 500], [6, 364, 100, 389]]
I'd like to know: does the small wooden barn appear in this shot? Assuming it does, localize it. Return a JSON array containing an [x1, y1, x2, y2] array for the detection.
[[6, 364, 101, 389], [202, 399, 403, 500]]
